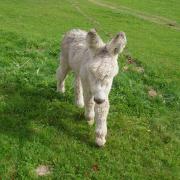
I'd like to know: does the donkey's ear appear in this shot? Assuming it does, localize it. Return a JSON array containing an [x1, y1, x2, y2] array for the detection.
[[107, 32, 127, 55], [86, 29, 104, 51]]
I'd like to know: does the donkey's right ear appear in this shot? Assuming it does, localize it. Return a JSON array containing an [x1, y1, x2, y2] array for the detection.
[[86, 29, 104, 51]]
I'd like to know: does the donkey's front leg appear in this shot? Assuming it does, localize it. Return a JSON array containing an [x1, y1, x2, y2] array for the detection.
[[83, 91, 95, 126], [75, 76, 84, 108], [95, 100, 109, 147]]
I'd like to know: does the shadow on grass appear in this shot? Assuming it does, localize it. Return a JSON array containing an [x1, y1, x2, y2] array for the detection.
[[0, 81, 95, 148]]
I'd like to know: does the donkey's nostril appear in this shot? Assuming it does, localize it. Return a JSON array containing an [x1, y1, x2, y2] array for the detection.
[[94, 98, 105, 104]]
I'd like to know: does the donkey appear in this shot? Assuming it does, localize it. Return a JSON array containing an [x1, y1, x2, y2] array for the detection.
[[56, 29, 127, 146]]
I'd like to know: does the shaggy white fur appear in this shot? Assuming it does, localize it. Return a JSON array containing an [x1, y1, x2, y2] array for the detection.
[[56, 29, 127, 146]]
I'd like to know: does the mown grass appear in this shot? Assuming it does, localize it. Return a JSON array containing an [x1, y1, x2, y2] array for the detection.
[[102, 0, 180, 23], [0, 0, 179, 179]]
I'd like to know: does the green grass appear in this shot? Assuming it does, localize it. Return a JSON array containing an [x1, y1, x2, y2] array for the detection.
[[0, 0, 179, 179], [102, 0, 180, 23]]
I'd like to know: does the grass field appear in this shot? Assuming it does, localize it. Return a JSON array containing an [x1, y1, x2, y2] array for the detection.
[[0, 0, 180, 179]]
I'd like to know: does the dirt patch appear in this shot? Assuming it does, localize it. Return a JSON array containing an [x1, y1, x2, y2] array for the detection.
[[35, 165, 51, 176], [123, 54, 144, 73], [125, 54, 142, 66], [92, 164, 99, 172], [148, 89, 158, 97]]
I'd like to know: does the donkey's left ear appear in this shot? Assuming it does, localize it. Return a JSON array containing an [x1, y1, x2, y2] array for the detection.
[[107, 32, 127, 55]]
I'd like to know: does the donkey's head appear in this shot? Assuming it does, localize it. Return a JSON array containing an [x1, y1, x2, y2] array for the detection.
[[86, 29, 127, 104]]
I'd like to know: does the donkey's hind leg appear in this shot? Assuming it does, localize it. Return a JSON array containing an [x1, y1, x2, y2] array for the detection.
[[56, 56, 69, 93], [75, 76, 84, 108]]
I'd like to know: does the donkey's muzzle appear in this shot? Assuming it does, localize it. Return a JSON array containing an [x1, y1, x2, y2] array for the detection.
[[94, 98, 105, 104]]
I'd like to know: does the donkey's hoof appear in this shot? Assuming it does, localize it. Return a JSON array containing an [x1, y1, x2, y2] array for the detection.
[[57, 87, 65, 93], [96, 137, 106, 147], [87, 119, 94, 126]]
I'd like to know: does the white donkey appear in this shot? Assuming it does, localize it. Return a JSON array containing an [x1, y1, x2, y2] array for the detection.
[[56, 29, 127, 146]]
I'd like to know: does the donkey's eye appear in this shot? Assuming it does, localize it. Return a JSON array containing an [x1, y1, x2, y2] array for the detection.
[[102, 77, 109, 85], [104, 75, 109, 79]]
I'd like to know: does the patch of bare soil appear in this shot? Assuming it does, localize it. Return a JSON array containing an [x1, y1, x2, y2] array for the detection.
[[148, 89, 158, 97], [35, 165, 51, 176], [122, 54, 145, 73]]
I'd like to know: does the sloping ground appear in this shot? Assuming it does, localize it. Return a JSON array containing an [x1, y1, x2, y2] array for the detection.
[[88, 0, 180, 30], [0, 0, 179, 179], [102, 0, 180, 24]]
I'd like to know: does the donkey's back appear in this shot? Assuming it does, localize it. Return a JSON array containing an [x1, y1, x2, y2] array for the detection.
[[61, 29, 89, 72]]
